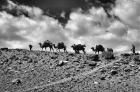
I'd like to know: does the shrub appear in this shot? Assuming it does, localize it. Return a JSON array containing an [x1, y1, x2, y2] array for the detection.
[[0, 51, 2, 56], [121, 53, 131, 57], [88, 61, 97, 67], [9, 55, 19, 60], [110, 70, 118, 76], [12, 78, 22, 85], [1, 47, 8, 51], [122, 60, 129, 64], [124, 67, 131, 72], [135, 53, 139, 55], [102, 51, 115, 59], [133, 55, 140, 61], [100, 76, 106, 80], [87, 54, 100, 61], [28, 58, 33, 63], [133, 55, 140, 65], [68, 53, 75, 57], [22, 56, 30, 61], [51, 55, 58, 59], [100, 68, 106, 74]]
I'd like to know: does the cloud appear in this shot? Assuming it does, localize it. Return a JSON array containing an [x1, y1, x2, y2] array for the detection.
[[0, 11, 68, 49], [107, 21, 128, 37], [0, 0, 140, 53], [0, 12, 28, 42], [64, 0, 140, 53], [66, 8, 110, 38], [0, 0, 117, 26], [1, 0, 43, 18], [111, 0, 140, 52], [113, 0, 140, 30]]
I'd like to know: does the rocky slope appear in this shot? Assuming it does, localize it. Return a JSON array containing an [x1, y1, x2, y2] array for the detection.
[[0, 49, 140, 92]]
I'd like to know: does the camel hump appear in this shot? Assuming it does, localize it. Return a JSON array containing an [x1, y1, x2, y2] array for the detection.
[[72, 44, 85, 48], [91, 47, 94, 50], [43, 40, 52, 45], [77, 44, 82, 46], [58, 42, 64, 46], [44, 40, 51, 43], [95, 44, 105, 52], [60, 42, 64, 44]]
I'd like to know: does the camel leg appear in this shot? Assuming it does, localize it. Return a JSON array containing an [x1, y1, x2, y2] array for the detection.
[[75, 50, 77, 54], [55, 48, 58, 52], [65, 49, 68, 53], [50, 47, 51, 52], [56, 49, 58, 52], [83, 49, 86, 54], [52, 48, 54, 52], [65, 47, 68, 53], [64, 48, 66, 53], [77, 50, 80, 54], [79, 51, 80, 54], [84, 50, 86, 54]]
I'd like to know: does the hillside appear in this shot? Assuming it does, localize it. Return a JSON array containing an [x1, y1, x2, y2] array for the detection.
[[0, 49, 140, 92]]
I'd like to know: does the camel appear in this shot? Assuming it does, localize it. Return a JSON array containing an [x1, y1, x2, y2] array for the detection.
[[39, 43, 45, 50], [71, 44, 86, 54], [53, 42, 67, 52], [91, 45, 105, 54], [39, 40, 54, 51]]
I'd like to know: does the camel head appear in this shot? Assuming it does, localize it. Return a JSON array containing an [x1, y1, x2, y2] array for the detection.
[[83, 44, 86, 47], [102, 47, 105, 52], [39, 42, 41, 45], [71, 45, 76, 50], [91, 47, 94, 50], [71, 45, 75, 48], [53, 44, 57, 48], [39, 43, 43, 47]]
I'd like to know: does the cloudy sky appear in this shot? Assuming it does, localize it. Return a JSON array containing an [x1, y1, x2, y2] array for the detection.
[[0, 0, 140, 53]]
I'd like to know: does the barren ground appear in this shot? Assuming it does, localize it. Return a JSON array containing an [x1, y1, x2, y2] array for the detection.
[[0, 49, 140, 92]]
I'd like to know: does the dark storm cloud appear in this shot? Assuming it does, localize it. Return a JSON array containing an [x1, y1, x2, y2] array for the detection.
[[0, 0, 116, 26], [0, 0, 30, 18]]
